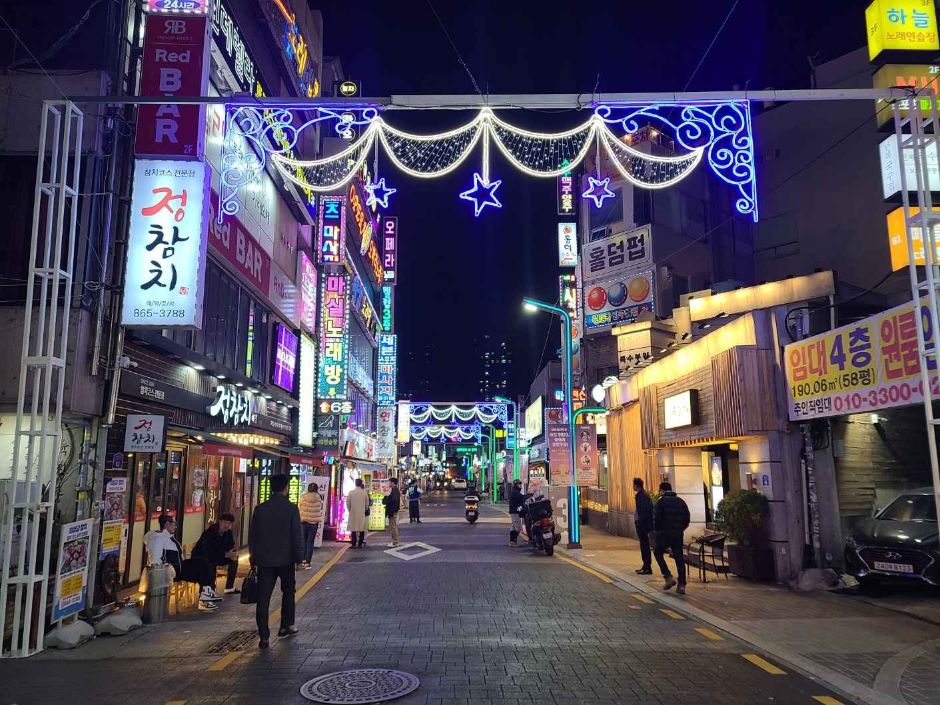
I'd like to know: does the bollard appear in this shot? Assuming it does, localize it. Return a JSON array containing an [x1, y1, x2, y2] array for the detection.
[[141, 563, 173, 624]]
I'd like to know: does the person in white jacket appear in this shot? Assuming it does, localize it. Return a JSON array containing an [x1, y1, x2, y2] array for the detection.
[[298, 483, 324, 568], [144, 515, 220, 611]]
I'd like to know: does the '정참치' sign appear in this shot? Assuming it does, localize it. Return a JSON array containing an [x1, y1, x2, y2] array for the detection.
[[122, 160, 210, 328], [784, 297, 939, 420], [377, 333, 397, 406], [318, 273, 350, 400], [124, 414, 166, 453]]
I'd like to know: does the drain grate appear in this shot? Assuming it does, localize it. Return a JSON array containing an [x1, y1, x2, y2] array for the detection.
[[300, 669, 420, 704], [208, 629, 257, 654]]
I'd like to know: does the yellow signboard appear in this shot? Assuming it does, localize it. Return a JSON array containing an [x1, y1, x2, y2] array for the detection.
[[866, 0, 939, 61], [886, 206, 940, 270], [873, 64, 940, 126], [784, 297, 938, 420]]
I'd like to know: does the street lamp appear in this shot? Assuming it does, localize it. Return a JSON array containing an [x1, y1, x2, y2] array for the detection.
[[493, 395, 520, 488], [522, 296, 581, 548]]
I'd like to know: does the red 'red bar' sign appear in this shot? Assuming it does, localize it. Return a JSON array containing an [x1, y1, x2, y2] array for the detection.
[[135, 13, 209, 160]]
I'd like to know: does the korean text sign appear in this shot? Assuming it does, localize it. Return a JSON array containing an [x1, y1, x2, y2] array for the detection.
[[581, 225, 652, 283], [348, 182, 384, 285], [558, 223, 578, 267], [318, 273, 350, 400], [557, 170, 576, 216], [135, 14, 209, 159], [866, 0, 939, 61], [575, 424, 598, 487], [376, 405, 397, 460], [383, 216, 398, 285], [52, 520, 94, 621], [318, 196, 346, 265], [377, 333, 397, 405], [547, 422, 572, 486], [583, 270, 655, 332], [123, 414, 166, 453], [886, 206, 940, 271], [784, 298, 938, 420], [122, 159, 210, 328], [298, 251, 317, 333]]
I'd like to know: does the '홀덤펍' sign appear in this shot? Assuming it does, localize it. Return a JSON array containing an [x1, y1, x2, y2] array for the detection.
[[582, 225, 652, 283], [318, 273, 350, 400], [784, 297, 939, 420], [136, 13, 210, 160], [122, 159, 210, 328]]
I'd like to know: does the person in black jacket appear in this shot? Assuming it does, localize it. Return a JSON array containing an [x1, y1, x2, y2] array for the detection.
[[191, 512, 239, 594], [508, 479, 525, 547], [633, 478, 654, 575], [383, 477, 401, 547], [653, 481, 691, 594], [248, 474, 304, 648]]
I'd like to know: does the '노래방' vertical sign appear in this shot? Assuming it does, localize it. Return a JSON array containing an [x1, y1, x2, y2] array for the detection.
[[122, 160, 210, 328], [318, 273, 350, 400]]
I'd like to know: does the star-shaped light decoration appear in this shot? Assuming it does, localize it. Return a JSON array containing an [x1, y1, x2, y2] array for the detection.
[[459, 172, 503, 216], [365, 177, 397, 209], [582, 175, 616, 208]]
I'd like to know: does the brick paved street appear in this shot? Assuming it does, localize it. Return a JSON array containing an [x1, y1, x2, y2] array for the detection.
[[0, 495, 861, 705]]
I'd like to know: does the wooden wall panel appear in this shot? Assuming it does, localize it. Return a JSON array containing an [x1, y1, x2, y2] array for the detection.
[[712, 347, 780, 438], [608, 402, 657, 536]]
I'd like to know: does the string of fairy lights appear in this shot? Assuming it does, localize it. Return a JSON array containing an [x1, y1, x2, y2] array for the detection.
[[263, 107, 706, 216]]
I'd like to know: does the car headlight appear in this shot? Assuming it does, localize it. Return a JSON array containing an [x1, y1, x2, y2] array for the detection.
[[845, 535, 858, 549]]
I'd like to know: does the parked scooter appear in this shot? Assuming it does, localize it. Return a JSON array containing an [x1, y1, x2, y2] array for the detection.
[[520, 495, 560, 556], [464, 493, 480, 524]]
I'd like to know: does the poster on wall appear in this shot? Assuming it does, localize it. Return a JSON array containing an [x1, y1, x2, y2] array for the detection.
[[547, 422, 571, 486], [122, 160, 210, 328], [583, 270, 655, 332], [784, 296, 940, 420], [575, 424, 598, 486], [309, 474, 330, 547], [52, 519, 94, 621], [100, 478, 127, 559]]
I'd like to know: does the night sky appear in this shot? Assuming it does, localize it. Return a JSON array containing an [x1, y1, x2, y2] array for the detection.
[[312, 0, 868, 401], [0, 0, 870, 401]]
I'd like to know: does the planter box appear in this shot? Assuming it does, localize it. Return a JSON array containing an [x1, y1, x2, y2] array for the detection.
[[727, 544, 775, 581]]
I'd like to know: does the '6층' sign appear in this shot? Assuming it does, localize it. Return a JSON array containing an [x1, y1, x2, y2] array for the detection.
[[121, 159, 210, 328]]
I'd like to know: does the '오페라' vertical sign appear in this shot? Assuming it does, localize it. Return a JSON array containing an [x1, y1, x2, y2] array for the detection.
[[122, 159, 210, 328]]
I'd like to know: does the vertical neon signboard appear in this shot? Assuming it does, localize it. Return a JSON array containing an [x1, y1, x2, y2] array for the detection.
[[377, 333, 397, 405], [382, 216, 398, 285], [317, 273, 350, 400], [318, 195, 346, 266]]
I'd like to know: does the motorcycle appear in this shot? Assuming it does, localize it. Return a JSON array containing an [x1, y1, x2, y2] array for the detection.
[[521, 495, 560, 556], [464, 493, 480, 524]]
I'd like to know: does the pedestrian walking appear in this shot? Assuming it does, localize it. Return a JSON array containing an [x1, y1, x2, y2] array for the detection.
[[407, 480, 422, 523], [346, 478, 369, 548], [508, 479, 525, 547], [191, 512, 240, 594], [247, 474, 303, 648], [633, 478, 654, 575], [653, 481, 691, 594], [298, 482, 324, 568], [383, 477, 401, 546]]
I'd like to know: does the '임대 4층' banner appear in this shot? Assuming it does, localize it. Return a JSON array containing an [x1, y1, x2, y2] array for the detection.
[[784, 297, 939, 421]]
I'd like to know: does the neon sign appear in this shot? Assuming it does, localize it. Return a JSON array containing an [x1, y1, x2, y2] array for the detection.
[[318, 196, 346, 265], [377, 333, 397, 406], [348, 182, 384, 286], [317, 273, 350, 400], [268, 0, 320, 98], [382, 216, 398, 285], [382, 285, 394, 332]]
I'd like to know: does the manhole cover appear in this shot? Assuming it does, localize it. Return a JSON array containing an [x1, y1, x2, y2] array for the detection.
[[208, 629, 256, 654], [300, 669, 420, 704]]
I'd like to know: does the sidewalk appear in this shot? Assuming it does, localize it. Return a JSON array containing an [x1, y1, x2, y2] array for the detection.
[[558, 525, 940, 705]]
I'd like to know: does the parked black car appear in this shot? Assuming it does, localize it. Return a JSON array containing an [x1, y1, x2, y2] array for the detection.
[[844, 487, 939, 586]]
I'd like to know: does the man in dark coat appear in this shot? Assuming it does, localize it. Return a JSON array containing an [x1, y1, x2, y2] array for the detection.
[[249, 474, 304, 648], [633, 478, 654, 575], [383, 477, 401, 547], [191, 512, 239, 593], [653, 481, 691, 594], [508, 479, 525, 547]]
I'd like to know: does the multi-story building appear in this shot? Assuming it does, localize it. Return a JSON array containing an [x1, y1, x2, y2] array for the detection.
[[400, 344, 435, 400], [477, 334, 511, 400]]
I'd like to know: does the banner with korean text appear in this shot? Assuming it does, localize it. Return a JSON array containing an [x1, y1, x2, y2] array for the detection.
[[784, 298, 938, 421]]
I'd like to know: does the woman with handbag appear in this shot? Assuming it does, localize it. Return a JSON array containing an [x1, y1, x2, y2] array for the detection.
[[346, 477, 369, 548]]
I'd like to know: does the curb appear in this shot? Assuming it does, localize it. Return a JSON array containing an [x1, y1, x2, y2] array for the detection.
[[556, 546, 909, 705]]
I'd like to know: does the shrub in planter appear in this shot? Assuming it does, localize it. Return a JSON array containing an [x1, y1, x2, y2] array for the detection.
[[715, 489, 774, 581]]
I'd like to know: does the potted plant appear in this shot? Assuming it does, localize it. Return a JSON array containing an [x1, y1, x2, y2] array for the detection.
[[714, 489, 775, 581]]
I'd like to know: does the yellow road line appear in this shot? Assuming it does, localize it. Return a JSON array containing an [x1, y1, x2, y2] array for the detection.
[[555, 554, 614, 583], [271, 544, 349, 625], [812, 697, 845, 705], [695, 627, 724, 641], [207, 651, 240, 672], [631, 593, 654, 604], [742, 653, 786, 675], [165, 701, 187, 705], [659, 608, 685, 620], [628, 605, 642, 610]]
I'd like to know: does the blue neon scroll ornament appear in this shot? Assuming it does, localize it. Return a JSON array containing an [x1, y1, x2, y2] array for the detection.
[[365, 177, 397, 209], [459, 172, 502, 216], [595, 102, 758, 221], [218, 105, 379, 222]]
